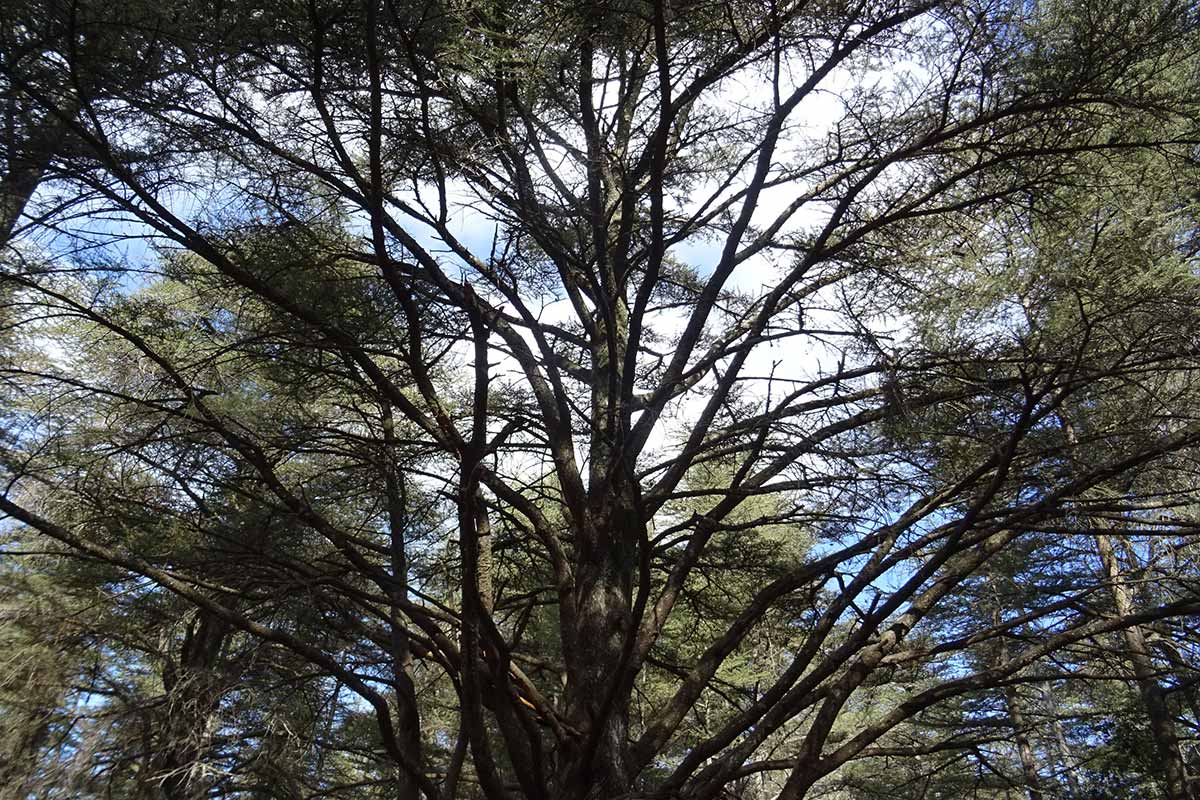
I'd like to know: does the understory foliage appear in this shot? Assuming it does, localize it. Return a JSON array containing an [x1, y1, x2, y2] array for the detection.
[[3, 0, 1200, 798]]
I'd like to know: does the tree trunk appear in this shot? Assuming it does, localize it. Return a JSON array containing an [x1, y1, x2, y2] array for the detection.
[[1002, 673, 1045, 800], [554, 270, 638, 797], [561, 505, 637, 799], [0, 111, 71, 247], [1094, 531, 1192, 800], [149, 610, 230, 800], [1060, 416, 1191, 800], [383, 405, 422, 800], [993, 606, 1045, 800], [1039, 682, 1083, 798]]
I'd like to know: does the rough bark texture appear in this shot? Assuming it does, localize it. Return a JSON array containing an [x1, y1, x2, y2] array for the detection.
[[149, 611, 230, 800]]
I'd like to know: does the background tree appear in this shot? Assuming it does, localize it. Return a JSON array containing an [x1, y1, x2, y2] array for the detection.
[[3, 0, 1200, 799]]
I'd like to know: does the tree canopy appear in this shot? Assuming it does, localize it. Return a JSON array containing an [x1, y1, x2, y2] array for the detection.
[[3, 0, 1200, 798]]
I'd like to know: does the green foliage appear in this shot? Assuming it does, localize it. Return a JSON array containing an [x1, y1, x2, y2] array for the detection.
[[3, 0, 1200, 798]]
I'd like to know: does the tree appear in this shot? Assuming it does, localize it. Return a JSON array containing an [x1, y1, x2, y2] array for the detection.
[[3, 0, 1200, 798]]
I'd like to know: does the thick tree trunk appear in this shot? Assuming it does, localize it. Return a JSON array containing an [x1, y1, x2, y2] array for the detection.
[[1, 69, 87, 250], [553, 283, 639, 797], [560, 501, 637, 799], [0, 113, 68, 247], [149, 611, 230, 800]]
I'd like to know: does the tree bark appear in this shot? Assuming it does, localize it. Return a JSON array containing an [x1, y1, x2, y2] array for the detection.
[[561, 505, 636, 799], [1039, 682, 1083, 798], [1060, 417, 1191, 800], [0, 111, 70, 247], [382, 403, 422, 800], [150, 610, 230, 800], [998, 633, 1045, 800], [1094, 531, 1192, 800], [987, 594, 1049, 800]]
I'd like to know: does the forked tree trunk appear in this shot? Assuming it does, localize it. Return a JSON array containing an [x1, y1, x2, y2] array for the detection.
[[149, 611, 230, 800], [552, 289, 639, 798]]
